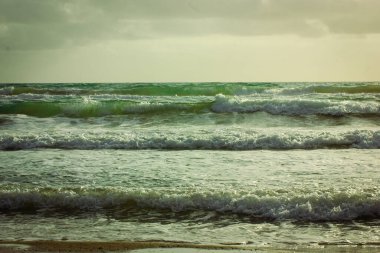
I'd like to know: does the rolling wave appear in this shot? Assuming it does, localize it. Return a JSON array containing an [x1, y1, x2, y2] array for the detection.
[[1, 187, 379, 221], [0, 95, 379, 117], [0, 100, 211, 117], [1, 83, 379, 96], [278, 84, 380, 95], [212, 94, 380, 116], [1, 129, 379, 150], [312, 84, 380, 94], [0, 83, 275, 96]]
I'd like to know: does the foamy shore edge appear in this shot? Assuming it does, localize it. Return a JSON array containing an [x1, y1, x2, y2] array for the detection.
[[1, 240, 380, 253]]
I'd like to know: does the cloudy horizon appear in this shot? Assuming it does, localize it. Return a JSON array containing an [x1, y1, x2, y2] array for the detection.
[[1, 0, 379, 82]]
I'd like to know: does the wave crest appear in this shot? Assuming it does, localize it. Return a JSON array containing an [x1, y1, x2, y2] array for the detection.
[[1, 187, 379, 221], [1, 94, 379, 117], [212, 94, 380, 116], [1, 129, 379, 150]]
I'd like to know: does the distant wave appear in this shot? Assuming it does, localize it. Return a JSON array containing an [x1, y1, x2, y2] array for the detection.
[[212, 95, 380, 116], [0, 83, 275, 96], [311, 84, 380, 94], [1, 187, 379, 221], [278, 84, 380, 95], [1, 83, 379, 96], [1, 129, 379, 150]]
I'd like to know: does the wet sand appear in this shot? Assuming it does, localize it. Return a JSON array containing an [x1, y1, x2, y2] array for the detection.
[[0, 240, 250, 252], [1, 240, 380, 253]]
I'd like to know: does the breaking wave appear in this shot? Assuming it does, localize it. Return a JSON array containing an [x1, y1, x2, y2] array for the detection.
[[1, 187, 379, 221], [1, 129, 379, 150], [0, 86, 14, 95], [212, 94, 380, 116], [0, 95, 379, 117]]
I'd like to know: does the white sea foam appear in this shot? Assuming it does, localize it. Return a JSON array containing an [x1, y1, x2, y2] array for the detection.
[[1, 187, 379, 221], [0, 86, 14, 95], [212, 94, 380, 115], [0, 129, 379, 150], [2, 92, 379, 117]]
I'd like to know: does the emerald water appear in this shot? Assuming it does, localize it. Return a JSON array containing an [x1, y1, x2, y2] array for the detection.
[[0, 82, 379, 249]]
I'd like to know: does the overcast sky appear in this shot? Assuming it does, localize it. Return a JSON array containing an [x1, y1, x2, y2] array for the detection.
[[1, 0, 379, 82]]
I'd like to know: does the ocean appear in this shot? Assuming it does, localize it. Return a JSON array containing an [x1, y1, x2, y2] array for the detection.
[[0, 82, 379, 251]]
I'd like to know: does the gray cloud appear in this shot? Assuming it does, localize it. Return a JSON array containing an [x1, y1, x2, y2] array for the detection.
[[1, 0, 380, 50]]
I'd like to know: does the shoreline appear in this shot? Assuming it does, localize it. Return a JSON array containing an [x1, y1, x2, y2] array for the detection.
[[0, 240, 250, 252], [1, 240, 380, 253]]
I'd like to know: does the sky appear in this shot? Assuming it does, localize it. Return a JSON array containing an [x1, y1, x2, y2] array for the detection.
[[0, 0, 380, 83]]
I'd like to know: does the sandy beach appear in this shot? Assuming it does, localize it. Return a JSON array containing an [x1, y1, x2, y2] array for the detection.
[[0, 240, 250, 252], [1, 240, 380, 253]]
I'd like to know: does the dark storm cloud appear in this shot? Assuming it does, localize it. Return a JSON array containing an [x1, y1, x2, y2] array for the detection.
[[0, 0, 66, 23], [1, 0, 380, 50]]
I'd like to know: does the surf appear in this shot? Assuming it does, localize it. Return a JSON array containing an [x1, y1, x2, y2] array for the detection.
[[0, 94, 379, 118], [1, 128, 379, 150], [1, 186, 379, 221]]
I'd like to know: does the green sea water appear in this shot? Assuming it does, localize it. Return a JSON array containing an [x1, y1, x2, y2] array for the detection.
[[0, 82, 379, 249]]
